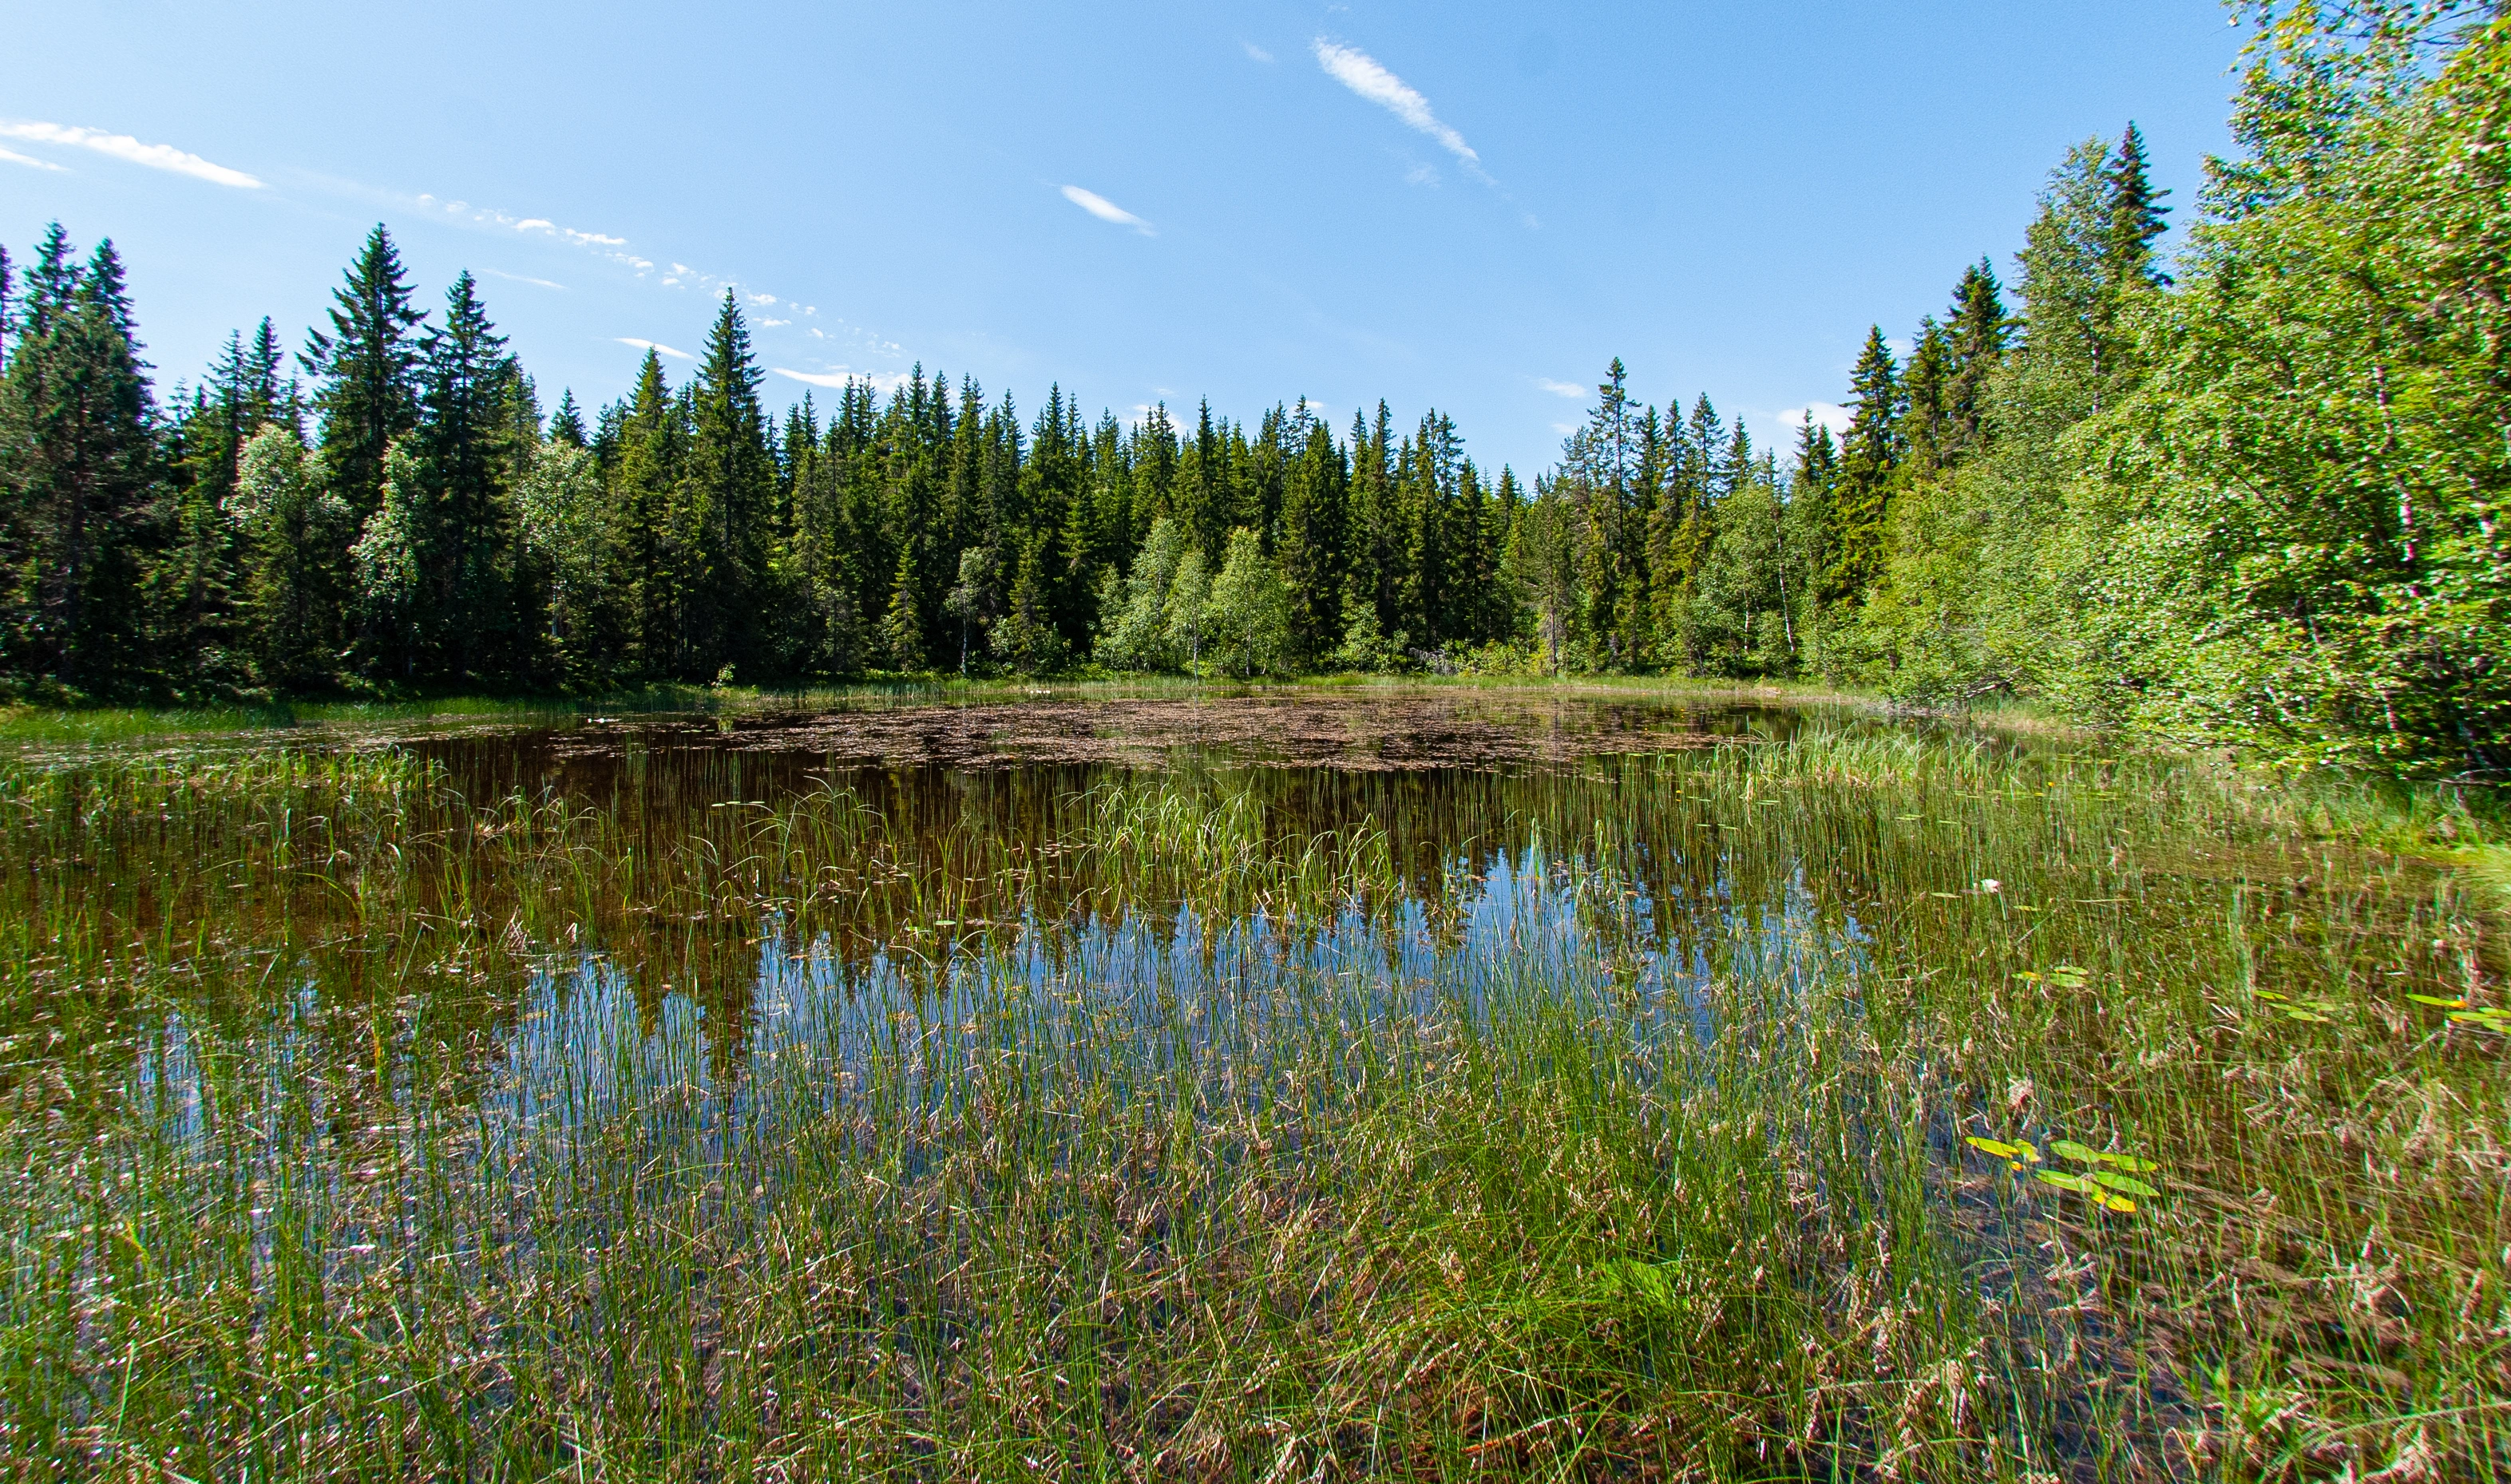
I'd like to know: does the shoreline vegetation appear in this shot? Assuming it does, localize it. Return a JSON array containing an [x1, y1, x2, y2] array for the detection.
[[1, 706, 2504, 1478], [2, 4, 2504, 781]]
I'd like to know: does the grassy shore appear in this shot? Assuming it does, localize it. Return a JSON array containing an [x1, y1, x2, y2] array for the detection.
[[0, 708, 2503, 1479]]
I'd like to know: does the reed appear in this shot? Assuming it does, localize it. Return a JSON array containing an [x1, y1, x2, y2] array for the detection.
[[0, 712, 2501, 1480]]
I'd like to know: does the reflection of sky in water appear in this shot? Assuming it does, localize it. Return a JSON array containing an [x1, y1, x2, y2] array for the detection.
[[474, 840, 1859, 1181]]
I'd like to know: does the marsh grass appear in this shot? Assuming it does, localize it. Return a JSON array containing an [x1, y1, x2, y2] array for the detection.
[[0, 714, 2503, 1481]]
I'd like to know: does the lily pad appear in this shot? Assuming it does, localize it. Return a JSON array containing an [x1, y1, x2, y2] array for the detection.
[[2091, 1171, 2160, 1198], [2035, 1170, 2098, 1195], [2047, 1139, 2105, 1165]]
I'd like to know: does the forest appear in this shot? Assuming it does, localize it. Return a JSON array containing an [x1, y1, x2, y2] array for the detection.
[[0, 2, 2501, 778]]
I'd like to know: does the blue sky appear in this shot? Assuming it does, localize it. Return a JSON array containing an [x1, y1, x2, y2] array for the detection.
[[2, 1, 2244, 475]]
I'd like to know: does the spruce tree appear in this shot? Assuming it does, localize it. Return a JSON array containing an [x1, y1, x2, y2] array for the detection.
[[1824, 327, 1902, 607], [549, 390, 587, 447], [407, 271, 521, 678], [301, 226, 425, 521], [1899, 319, 1954, 473], [880, 541, 925, 671], [2105, 121, 2172, 287], [685, 291, 774, 675], [1943, 260, 2009, 457], [0, 232, 164, 687], [1275, 414, 1345, 663]]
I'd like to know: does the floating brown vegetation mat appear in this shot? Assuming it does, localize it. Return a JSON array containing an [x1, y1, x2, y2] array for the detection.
[[550, 690, 1772, 771]]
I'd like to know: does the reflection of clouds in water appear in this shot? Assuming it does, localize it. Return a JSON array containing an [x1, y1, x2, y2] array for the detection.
[[477, 841, 1855, 1181]]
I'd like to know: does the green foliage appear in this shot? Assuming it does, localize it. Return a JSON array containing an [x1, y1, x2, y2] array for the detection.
[[1202, 525, 1293, 678], [231, 427, 351, 687], [0, 232, 163, 689], [2068, 5, 2511, 774], [2, 10, 2501, 778]]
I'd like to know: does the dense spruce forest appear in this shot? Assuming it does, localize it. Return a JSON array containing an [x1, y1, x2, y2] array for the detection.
[[1, 3, 2501, 777]]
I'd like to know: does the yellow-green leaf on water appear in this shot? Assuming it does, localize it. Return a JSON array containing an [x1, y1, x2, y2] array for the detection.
[[2048, 1139, 2104, 1165], [2286, 1007, 2330, 1022], [2093, 1191, 2137, 1213], [2253, 989, 2289, 1002], [2036, 1170, 2097, 1195], [1965, 1137, 2022, 1159], [2100, 1154, 2158, 1173], [2406, 994, 2468, 1008], [2091, 1171, 2160, 1198]]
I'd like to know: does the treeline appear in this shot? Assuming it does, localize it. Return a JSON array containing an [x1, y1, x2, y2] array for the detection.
[[0, 220, 1544, 695], [0, 2, 2499, 776]]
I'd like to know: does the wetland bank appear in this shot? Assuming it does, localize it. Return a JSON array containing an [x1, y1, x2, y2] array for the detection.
[[1, 686, 2502, 1482]]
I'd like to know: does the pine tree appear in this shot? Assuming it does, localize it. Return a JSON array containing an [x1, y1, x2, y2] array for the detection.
[[301, 226, 425, 521]]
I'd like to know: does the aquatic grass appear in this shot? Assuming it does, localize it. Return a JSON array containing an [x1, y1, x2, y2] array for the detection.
[[0, 711, 2505, 1478]]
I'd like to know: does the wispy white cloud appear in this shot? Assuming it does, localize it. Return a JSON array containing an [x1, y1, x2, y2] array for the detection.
[[419, 194, 654, 271], [1242, 41, 1273, 62], [1060, 184, 1154, 235], [0, 120, 260, 188], [1779, 403, 1853, 437], [1535, 378, 1587, 399], [1310, 42, 1483, 177], [1404, 162, 1438, 187], [759, 317, 790, 327], [774, 366, 912, 395], [0, 146, 66, 172], [485, 269, 565, 291], [616, 338, 693, 360]]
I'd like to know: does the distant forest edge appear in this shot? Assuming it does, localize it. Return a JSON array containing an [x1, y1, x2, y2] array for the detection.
[[0, 4, 2501, 778]]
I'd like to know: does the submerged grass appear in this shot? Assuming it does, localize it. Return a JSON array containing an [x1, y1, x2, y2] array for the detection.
[[0, 712, 2504, 1481]]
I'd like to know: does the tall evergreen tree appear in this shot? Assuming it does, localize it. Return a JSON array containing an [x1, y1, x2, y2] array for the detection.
[[683, 291, 774, 677], [1824, 327, 1903, 607], [406, 271, 520, 678], [0, 232, 164, 687], [300, 226, 425, 520], [2105, 121, 2172, 287]]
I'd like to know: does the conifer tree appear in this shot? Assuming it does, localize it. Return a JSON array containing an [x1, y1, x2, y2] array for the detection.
[[2105, 121, 2172, 287], [684, 291, 774, 675], [409, 271, 519, 678], [549, 390, 587, 448], [0, 232, 164, 687], [1824, 327, 1902, 608], [1943, 261, 2009, 457], [301, 226, 425, 521], [880, 541, 925, 671]]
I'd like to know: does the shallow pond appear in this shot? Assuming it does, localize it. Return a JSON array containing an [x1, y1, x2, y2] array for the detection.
[[2, 688, 2501, 1481]]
